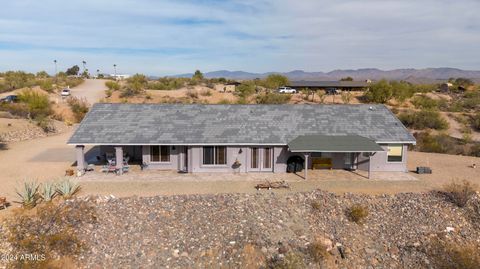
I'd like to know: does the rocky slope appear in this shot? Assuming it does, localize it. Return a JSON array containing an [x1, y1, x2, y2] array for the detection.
[[70, 190, 480, 268]]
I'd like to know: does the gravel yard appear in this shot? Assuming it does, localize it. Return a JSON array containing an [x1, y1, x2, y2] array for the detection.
[[3, 190, 477, 268]]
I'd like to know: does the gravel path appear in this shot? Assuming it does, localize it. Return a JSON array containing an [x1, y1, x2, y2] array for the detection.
[[70, 79, 107, 105]]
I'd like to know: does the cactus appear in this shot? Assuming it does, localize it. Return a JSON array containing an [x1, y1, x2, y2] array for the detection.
[[41, 182, 56, 202], [56, 178, 80, 199], [16, 181, 40, 209]]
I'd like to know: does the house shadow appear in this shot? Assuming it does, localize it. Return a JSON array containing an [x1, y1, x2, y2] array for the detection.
[[0, 143, 8, 151], [70, 146, 103, 167]]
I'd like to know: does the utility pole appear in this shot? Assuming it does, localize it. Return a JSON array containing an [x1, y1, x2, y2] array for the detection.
[[53, 60, 57, 82]]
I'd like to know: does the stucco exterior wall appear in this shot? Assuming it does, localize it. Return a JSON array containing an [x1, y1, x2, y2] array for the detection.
[[357, 144, 408, 172]]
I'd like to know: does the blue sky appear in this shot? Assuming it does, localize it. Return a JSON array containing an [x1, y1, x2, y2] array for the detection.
[[0, 0, 479, 75]]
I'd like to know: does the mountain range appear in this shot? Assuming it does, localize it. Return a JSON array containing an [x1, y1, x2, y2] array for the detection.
[[172, 68, 480, 83]]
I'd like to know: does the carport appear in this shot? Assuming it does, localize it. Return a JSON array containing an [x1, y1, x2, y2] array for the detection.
[[287, 135, 384, 179]]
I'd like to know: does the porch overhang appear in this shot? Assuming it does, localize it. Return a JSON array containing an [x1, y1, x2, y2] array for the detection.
[[287, 135, 384, 153]]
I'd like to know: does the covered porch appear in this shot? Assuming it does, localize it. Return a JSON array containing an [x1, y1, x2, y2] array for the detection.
[[287, 135, 384, 180]]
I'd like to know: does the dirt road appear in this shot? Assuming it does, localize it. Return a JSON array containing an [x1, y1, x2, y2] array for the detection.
[[70, 79, 107, 105]]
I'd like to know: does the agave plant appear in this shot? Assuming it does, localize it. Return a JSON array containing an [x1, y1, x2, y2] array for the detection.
[[56, 178, 80, 199], [41, 182, 57, 202], [16, 181, 40, 209]]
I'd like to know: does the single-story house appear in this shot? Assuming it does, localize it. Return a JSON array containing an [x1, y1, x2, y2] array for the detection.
[[68, 103, 416, 179]]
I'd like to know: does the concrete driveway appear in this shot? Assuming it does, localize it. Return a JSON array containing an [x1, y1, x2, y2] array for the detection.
[[69, 79, 108, 105]]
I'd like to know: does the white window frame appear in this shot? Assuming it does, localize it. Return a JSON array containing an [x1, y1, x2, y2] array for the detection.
[[386, 144, 403, 163], [202, 146, 227, 166], [150, 145, 171, 163]]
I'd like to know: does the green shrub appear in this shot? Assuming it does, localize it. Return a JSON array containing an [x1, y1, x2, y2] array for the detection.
[[341, 92, 352, 104], [308, 240, 330, 263], [235, 82, 256, 98], [67, 97, 89, 123], [3, 71, 36, 90], [261, 74, 289, 90], [256, 93, 291, 104], [105, 89, 113, 98], [391, 81, 415, 102], [411, 95, 438, 110], [347, 204, 369, 224], [41, 182, 57, 202], [364, 79, 393, 103], [39, 78, 54, 93], [105, 81, 120, 91], [414, 132, 457, 154], [399, 110, 448, 130], [17, 89, 53, 119], [443, 180, 477, 207]]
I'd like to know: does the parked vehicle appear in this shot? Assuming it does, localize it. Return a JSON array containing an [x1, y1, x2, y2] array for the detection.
[[61, 88, 71, 97], [277, 87, 297, 94], [325, 88, 339, 95], [0, 95, 18, 103]]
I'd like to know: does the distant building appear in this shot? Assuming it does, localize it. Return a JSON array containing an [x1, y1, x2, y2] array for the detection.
[[439, 82, 453, 92], [223, 81, 241, 92], [110, 74, 131, 80], [288, 80, 370, 91]]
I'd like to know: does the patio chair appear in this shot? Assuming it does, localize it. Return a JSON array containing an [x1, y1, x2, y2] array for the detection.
[[0, 197, 7, 210]]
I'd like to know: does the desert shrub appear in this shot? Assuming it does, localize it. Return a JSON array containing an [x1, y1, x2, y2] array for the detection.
[[256, 93, 291, 104], [186, 89, 199, 99], [200, 89, 212, 96], [414, 132, 457, 154], [39, 78, 54, 93], [105, 81, 120, 91], [470, 144, 480, 157], [391, 81, 415, 103], [347, 204, 369, 224], [67, 97, 89, 123], [120, 73, 148, 97], [3, 71, 36, 90], [413, 84, 437, 93], [105, 89, 113, 98], [308, 240, 330, 263], [217, 99, 232, 104], [3, 201, 97, 268], [235, 82, 256, 98], [311, 200, 321, 210], [56, 178, 81, 199], [429, 238, 480, 269], [41, 182, 57, 202], [364, 79, 393, 103], [398, 110, 448, 130], [268, 251, 305, 269], [317, 91, 326, 103], [411, 95, 438, 110], [35, 114, 55, 132], [341, 92, 352, 104], [15, 181, 40, 209], [17, 89, 53, 119], [471, 113, 480, 131], [443, 180, 477, 207], [240, 244, 266, 268]]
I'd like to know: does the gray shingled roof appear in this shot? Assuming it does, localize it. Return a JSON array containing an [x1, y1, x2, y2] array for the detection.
[[288, 135, 384, 152], [68, 103, 416, 145]]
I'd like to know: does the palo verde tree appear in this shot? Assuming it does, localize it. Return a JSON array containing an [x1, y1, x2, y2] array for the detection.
[[262, 74, 289, 90], [66, 65, 80, 76]]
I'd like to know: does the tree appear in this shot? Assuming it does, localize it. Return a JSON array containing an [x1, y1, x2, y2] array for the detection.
[[364, 79, 393, 103], [390, 81, 414, 103], [454, 78, 474, 88], [192, 70, 204, 81], [36, 71, 49, 78], [263, 74, 289, 90], [340, 77, 353, 81], [121, 74, 148, 97], [66, 65, 80, 76]]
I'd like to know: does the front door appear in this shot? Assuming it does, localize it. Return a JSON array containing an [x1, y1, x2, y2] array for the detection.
[[250, 147, 273, 172]]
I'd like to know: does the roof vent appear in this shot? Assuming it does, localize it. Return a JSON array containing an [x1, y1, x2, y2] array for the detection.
[[368, 106, 374, 110]]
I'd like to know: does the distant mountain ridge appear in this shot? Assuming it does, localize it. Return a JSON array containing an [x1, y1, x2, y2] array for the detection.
[[171, 68, 480, 83]]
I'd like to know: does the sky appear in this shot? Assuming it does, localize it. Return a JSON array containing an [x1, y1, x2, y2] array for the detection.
[[0, 0, 479, 76]]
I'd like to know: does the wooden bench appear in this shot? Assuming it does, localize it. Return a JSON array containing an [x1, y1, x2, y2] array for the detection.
[[312, 157, 333, 170], [0, 197, 7, 210]]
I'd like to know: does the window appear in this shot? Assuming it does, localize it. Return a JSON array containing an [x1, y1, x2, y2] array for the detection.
[[150, 146, 170, 162], [263, 148, 272, 169], [387, 144, 403, 162], [203, 146, 227, 165], [251, 148, 259, 168]]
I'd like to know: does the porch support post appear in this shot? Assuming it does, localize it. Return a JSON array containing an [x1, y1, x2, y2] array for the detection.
[[115, 146, 123, 174], [304, 153, 309, 180], [368, 154, 371, 179], [75, 145, 86, 171]]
